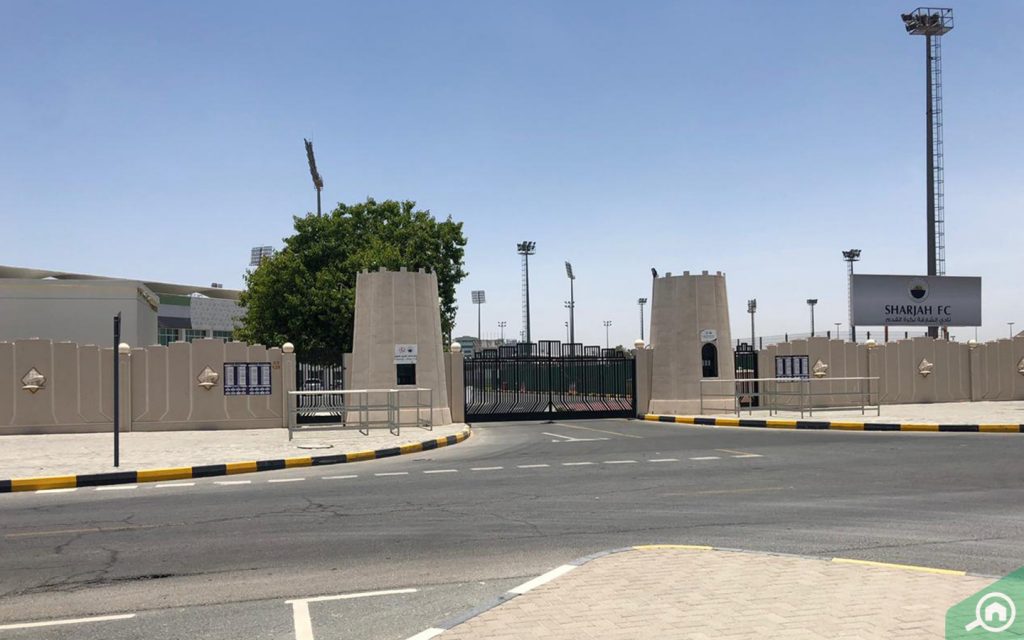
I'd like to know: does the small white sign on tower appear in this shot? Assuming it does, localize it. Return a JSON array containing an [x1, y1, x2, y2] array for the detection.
[[394, 344, 418, 364]]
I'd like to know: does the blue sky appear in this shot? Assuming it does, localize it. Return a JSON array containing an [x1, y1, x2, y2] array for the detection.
[[2, 1, 1021, 346]]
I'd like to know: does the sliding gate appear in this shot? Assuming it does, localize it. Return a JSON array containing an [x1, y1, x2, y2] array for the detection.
[[464, 341, 636, 422]]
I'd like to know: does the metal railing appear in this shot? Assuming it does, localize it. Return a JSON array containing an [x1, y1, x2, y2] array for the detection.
[[699, 377, 880, 418], [287, 388, 434, 439]]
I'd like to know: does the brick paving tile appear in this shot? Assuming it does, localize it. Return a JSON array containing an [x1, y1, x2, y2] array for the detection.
[[439, 548, 992, 639]]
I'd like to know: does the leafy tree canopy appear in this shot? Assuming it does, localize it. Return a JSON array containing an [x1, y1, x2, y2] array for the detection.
[[236, 198, 468, 364]]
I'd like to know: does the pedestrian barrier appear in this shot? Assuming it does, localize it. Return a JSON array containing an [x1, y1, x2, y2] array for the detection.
[[699, 376, 881, 418], [287, 388, 434, 439]]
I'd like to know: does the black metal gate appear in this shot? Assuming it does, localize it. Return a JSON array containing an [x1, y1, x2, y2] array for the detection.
[[464, 341, 636, 422], [734, 343, 759, 408], [295, 361, 346, 424]]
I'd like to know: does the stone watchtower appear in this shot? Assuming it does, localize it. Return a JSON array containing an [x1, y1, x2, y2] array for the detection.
[[350, 267, 452, 425], [648, 270, 735, 414]]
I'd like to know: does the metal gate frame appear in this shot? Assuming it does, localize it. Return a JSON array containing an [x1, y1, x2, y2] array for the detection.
[[464, 341, 636, 422], [734, 343, 759, 408]]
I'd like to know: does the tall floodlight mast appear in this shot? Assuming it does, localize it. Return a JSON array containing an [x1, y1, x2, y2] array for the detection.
[[901, 7, 953, 339], [303, 138, 325, 216], [517, 242, 536, 344]]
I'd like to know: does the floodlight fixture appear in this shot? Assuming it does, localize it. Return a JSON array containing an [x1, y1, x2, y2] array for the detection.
[[471, 290, 486, 304], [900, 8, 952, 36], [249, 245, 274, 267], [565, 261, 575, 280]]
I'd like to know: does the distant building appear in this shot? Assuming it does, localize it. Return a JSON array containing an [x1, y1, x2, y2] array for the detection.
[[0, 265, 243, 347], [453, 336, 514, 357]]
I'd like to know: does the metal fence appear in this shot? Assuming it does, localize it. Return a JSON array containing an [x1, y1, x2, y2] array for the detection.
[[295, 362, 345, 424], [287, 388, 434, 438], [699, 377, 881, 418]]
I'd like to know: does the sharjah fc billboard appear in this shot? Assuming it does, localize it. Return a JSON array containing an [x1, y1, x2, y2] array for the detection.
[[851, 274, 981, 327]]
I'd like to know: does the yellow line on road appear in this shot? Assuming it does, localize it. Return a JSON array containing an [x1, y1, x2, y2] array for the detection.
[[831, 557, 965, 575], [553, 422, 643, 439]]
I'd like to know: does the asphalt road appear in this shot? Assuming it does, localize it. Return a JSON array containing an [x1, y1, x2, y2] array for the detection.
[[2, 418, 1024, 639]]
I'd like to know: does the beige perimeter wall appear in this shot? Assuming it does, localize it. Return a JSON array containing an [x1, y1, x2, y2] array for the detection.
[[1, 338, 287, 435]]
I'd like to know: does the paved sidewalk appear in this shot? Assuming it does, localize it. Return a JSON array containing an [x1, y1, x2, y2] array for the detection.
[[719, 400, 1024, 423], [0, 424, 467, 478], [439, 547, 992, 639]]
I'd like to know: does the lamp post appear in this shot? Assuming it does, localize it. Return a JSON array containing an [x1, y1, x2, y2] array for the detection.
[[517, 241, 536, 343], [806, 299, 818, 337], [565, 261, 576, 345], [564, 321, 569, 343], [638, 297, 647, 342], [1009, 322, 1016, 339], [842, 249, 861, 342], [471, 290, 486, 342], [498, 321, 507, 341], [603, 320, 612, 349], [747, 299, 757, 348]]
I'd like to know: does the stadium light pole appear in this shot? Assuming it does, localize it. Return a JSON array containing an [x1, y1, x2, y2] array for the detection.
[[806, 299, 818, 337], [303, 139, 324, 216], [901, 8, 953, 340], [603, 320, 612, 349], [498, 321, 507, 341], [471, 291, 486, 342], [517, 242, 536, 343], [747, 299, 757, 349], [842, 249, 861, 342], [565, 262, 576, 345], [638, 297, 648, 342]]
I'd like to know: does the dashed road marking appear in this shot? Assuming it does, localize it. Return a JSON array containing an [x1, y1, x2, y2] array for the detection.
[[543, 432, 610, 443], [716, 448, 763, 458], [375, 472, 409, 477], [423, 469, 458, 474], [562, 462, 594, 466], [322, 475, 358, 480], [95, 485, 138, 491], [470, 466, 503, 471], [551, 422, 643, 439], [215, 480, 251, 485], [649, 458, 679, 462], [269, 478, 306, 483], [0, 613, 136, 631], [517, 464, 549, 469], [35, 488, 77, 494], [603, 460, 637, 464], [689, 456, 721, 461], [155, 482, 195, 488]]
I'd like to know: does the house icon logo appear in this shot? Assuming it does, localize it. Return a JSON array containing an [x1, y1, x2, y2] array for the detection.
[[965, 592, 1016, 633]]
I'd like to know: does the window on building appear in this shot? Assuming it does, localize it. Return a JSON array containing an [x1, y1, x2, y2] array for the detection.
[[212, 330, 234, 342], [396, 363, 416, 386], [184, 329, 208, 343], [158, 327, 179, 346], [701, 343, 719, 378]]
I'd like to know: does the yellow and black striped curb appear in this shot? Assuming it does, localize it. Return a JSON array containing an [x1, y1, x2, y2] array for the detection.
[[642, 414, 1024, 434], [412, 543, 982, 637], [0, 428, 471, 494]]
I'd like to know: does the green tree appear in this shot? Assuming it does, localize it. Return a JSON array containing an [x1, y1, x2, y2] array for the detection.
[[237, 198, 468, 364]]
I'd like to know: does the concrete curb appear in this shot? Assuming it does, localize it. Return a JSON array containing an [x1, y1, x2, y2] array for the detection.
[[0, 427, 472, 493], [406, 544, 986, 639], [642, 413, 1024, 433]]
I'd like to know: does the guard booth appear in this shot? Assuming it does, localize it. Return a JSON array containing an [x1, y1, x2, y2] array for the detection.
[[734, 343, 759, 408]]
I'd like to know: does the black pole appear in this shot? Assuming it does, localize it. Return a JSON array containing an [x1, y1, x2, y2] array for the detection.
[[524, 254, 531, 344], [316, 188, 322, 217], [113, 312, 121, 468], [569, 278, 575, 345], [640, 303, 645, 342], [925, 34, 938, 339]]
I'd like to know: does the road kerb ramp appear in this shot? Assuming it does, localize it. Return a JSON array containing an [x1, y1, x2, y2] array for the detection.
[[642, 413, 1024, 433], [0, 427, 471, 494]]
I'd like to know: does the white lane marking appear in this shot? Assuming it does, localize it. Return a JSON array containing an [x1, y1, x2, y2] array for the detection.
[[509, 564, 577, 595], [287, 588, 418, 640], [603, 460, 637, 464], [470, 466, 503, 471], [322, 475, 358, 480], [732, 454, 763, 458], [269, 478, 305, 483], [0, 613, 136, 631], [423, 469, 458, 474], [95, 485, 138, 491], [649, 458, 679, 462], [155, 482, 195, 488], [405, 628, 445, 640], [215, 480, 252, 485], [517, 464, 549, 469], [287, 587, 417, 605], [375, 472, 408, 477], [689, 456, 721, 461], [291, 600, 313, 640], [562, 462, 594, 466], [542, 432, 609, 443], [550, 422, 643, 439], [35, 488, 77, 494]]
